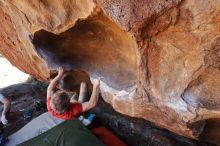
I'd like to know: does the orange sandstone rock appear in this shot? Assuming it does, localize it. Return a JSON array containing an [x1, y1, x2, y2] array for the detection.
[[0, 0, 220, 141]]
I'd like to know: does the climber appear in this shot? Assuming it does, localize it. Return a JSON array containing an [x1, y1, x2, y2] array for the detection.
[[47, 67, 100, 120], [0, 93, 10, 125]]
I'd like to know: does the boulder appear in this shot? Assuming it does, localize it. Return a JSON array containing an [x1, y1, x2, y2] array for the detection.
[[0, 0, 220, 141]]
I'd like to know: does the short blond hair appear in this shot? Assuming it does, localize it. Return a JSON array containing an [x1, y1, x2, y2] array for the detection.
[[50, 91, 70, 114]]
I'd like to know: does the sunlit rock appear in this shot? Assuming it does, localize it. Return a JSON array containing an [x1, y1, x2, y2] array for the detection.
[[0, 0, 220, 143]]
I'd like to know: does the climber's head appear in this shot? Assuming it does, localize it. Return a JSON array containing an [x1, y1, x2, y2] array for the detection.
[[50, 90, 70, 114]]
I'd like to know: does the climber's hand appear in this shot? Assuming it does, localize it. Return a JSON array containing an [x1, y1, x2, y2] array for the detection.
[[58, 67, 64, 77], [92, 78, 100, 88], [47, 67, 65, 98]]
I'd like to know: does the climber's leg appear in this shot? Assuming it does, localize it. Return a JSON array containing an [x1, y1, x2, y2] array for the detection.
[[78, 82, 88, 103]]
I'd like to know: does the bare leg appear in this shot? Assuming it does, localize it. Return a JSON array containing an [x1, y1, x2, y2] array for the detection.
[[78, 82, 88, 103], [0, 96, 10, 125]]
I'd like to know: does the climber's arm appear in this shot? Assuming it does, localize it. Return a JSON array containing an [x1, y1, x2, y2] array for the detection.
[[82, 79, 100, 112], [47, 67, 64, 98]]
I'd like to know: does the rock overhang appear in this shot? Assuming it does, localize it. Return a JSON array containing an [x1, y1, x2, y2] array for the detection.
[[32, 10, 138, 91]]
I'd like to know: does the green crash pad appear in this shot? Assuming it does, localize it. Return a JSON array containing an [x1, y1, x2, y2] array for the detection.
[[18, 119, 105, 146]]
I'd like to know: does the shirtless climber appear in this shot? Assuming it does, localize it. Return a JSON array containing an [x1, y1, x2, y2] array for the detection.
[[47, 67, 100, 120], [0, 93, 10, 125]]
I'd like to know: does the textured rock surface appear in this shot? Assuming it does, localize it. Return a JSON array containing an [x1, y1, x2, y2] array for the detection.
[[92, 100, 215, 146], [0, 0, 220, 144]]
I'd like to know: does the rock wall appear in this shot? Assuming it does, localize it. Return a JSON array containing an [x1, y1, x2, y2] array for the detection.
[[0, 0, 220, 142]]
